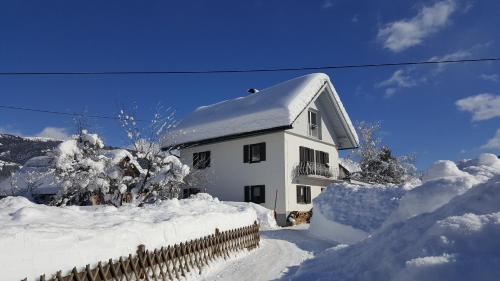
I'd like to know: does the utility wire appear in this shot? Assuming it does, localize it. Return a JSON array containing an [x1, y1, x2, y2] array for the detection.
[[0, 104, 122, 120], [0, 57, 498, 76]]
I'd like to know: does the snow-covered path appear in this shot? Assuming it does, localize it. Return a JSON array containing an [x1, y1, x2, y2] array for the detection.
[[199, 225, 334, 281]]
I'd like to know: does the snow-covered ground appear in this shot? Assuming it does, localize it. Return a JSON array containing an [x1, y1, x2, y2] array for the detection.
[[0, 194, 258, 281]]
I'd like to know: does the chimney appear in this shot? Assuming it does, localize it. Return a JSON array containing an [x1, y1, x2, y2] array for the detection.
[[247, 88, 259, 94]]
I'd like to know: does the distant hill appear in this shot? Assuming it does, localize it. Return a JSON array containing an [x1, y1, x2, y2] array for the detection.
[[0, 134, 62, 181]]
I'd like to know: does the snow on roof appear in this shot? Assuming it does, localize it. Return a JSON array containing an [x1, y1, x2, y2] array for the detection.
[[161, 73, 358, 148]]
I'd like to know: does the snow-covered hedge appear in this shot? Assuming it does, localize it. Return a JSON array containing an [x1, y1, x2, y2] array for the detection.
[[0, 193, 257, 281]]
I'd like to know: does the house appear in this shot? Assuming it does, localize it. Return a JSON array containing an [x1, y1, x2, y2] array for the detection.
[[161, 73, 359, 225]]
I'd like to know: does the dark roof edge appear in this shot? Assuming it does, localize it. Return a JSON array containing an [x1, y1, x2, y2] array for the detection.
[[162, 125, 293, 150]]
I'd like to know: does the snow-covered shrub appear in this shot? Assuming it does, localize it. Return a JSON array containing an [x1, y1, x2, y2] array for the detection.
[[119, 107, 191, 202], [349, 121, 418, 185], [8, 128, 189, 206]]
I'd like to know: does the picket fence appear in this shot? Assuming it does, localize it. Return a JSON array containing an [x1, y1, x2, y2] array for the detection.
[[22, 221, 260, 281]]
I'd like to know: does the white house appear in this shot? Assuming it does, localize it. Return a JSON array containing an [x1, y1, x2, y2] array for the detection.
[[161, 73, 359, 225]]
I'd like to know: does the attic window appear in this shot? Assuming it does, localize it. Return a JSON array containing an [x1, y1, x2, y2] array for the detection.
[[308, 110, 321, 139]]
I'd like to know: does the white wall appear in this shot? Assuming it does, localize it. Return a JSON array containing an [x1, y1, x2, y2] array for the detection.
[[289, 89, 336, 145], [179, 131, 287, 215], [284, 131, 339, 212]]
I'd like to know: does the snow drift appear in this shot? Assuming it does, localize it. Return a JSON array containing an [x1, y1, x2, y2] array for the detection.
[[0, 193, 257, 281], [293, 176, 500, 281], [309, 153, 500, 244], [309, 183, 405, 243], [294, 154, 500, 281]]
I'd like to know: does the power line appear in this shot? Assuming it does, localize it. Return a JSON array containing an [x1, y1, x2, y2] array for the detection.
[[0, 57, 498, 76], [0, 105, 121, 120]]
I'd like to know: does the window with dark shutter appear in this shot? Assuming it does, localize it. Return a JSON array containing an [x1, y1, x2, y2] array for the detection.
[[243, 145, 249, 163], [193, 151, 210, 169], [243, 142, 266, 163], [297, 185, 311, 204], [244, 185, 265, 203]]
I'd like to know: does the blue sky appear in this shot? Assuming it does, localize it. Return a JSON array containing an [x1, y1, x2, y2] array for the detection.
[[0, 0, 499, 169]]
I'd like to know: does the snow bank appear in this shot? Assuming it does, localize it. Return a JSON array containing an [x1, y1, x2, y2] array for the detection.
[[310, 154, 500, 245], [227, 201, 278, 230], [0, 194, 257, 281], [292, 176, 500, 281], [309, 183, 405, 243], [384, 154, 499, 226]]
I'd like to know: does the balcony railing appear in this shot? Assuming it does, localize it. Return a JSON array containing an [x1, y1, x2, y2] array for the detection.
[[295, 161, 337, 179]]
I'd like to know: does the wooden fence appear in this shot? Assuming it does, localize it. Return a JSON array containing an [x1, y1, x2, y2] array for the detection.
[[23, 221, 260, 281]]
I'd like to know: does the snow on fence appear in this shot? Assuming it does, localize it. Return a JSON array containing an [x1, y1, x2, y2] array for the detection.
[[22, 222, 260, 281]]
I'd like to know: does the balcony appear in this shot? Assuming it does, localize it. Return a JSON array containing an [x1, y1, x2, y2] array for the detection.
[[293, 162, 340, 185]]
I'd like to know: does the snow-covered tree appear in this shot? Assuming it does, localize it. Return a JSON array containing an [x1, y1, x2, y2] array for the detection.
[[119, 106, 189, 202], [350, 121, 418, 185]]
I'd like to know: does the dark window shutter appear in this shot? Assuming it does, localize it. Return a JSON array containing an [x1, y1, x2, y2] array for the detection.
[[315, 150, 321, 164], [324, 152, 329, 165], [306, 187, 311, 203], [296, 186, 301, 203], [243, 145, 249, 163], [206, 151, 211, 167], [260, 143, 266, 161], [244, 186, 250, 202], [260, 186, 266, 203], [299, 146, 305, 162]]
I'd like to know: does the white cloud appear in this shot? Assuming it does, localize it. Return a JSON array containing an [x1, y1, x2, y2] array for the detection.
[[456, 93, 500, 121], [428, 49, 472, 73], [35, 127, 70, 140], [376, 69, 418, 97], [479, 74, 499, 83], [482, 129, 500, 150], [377, 69, 417, 88], [377, 0, 457, 52]]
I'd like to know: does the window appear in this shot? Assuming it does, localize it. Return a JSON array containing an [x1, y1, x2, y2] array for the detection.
[[244, 185, 265, 204], [308, 110, 321, 139], [193, 151, 210, 169], [243, 142, 266, 163], [296, 185, 311, 204]]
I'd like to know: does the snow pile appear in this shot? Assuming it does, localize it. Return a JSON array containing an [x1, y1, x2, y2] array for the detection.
[[227, 201, 278, 230], [384, 154, 499, 226], [309, 154, 500, 245], [161, 73, 358, 148], [0, 193, 257, 281], [292, 176, 500, 281], [309, 183, 405, 243]]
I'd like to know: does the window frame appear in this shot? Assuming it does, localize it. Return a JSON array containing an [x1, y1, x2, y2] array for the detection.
[[296, 185, 311, 204], [193, 151, 211, 169], [244, 185, 266, 204], [243, 142, 266, 163], [308, 109, 321, 139]]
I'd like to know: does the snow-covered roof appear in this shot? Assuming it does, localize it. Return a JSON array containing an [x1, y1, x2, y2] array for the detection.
[[161, 73, 358, 149]]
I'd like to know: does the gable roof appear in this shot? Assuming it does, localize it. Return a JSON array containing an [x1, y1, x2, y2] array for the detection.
[[161, 73, 359, 149]]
